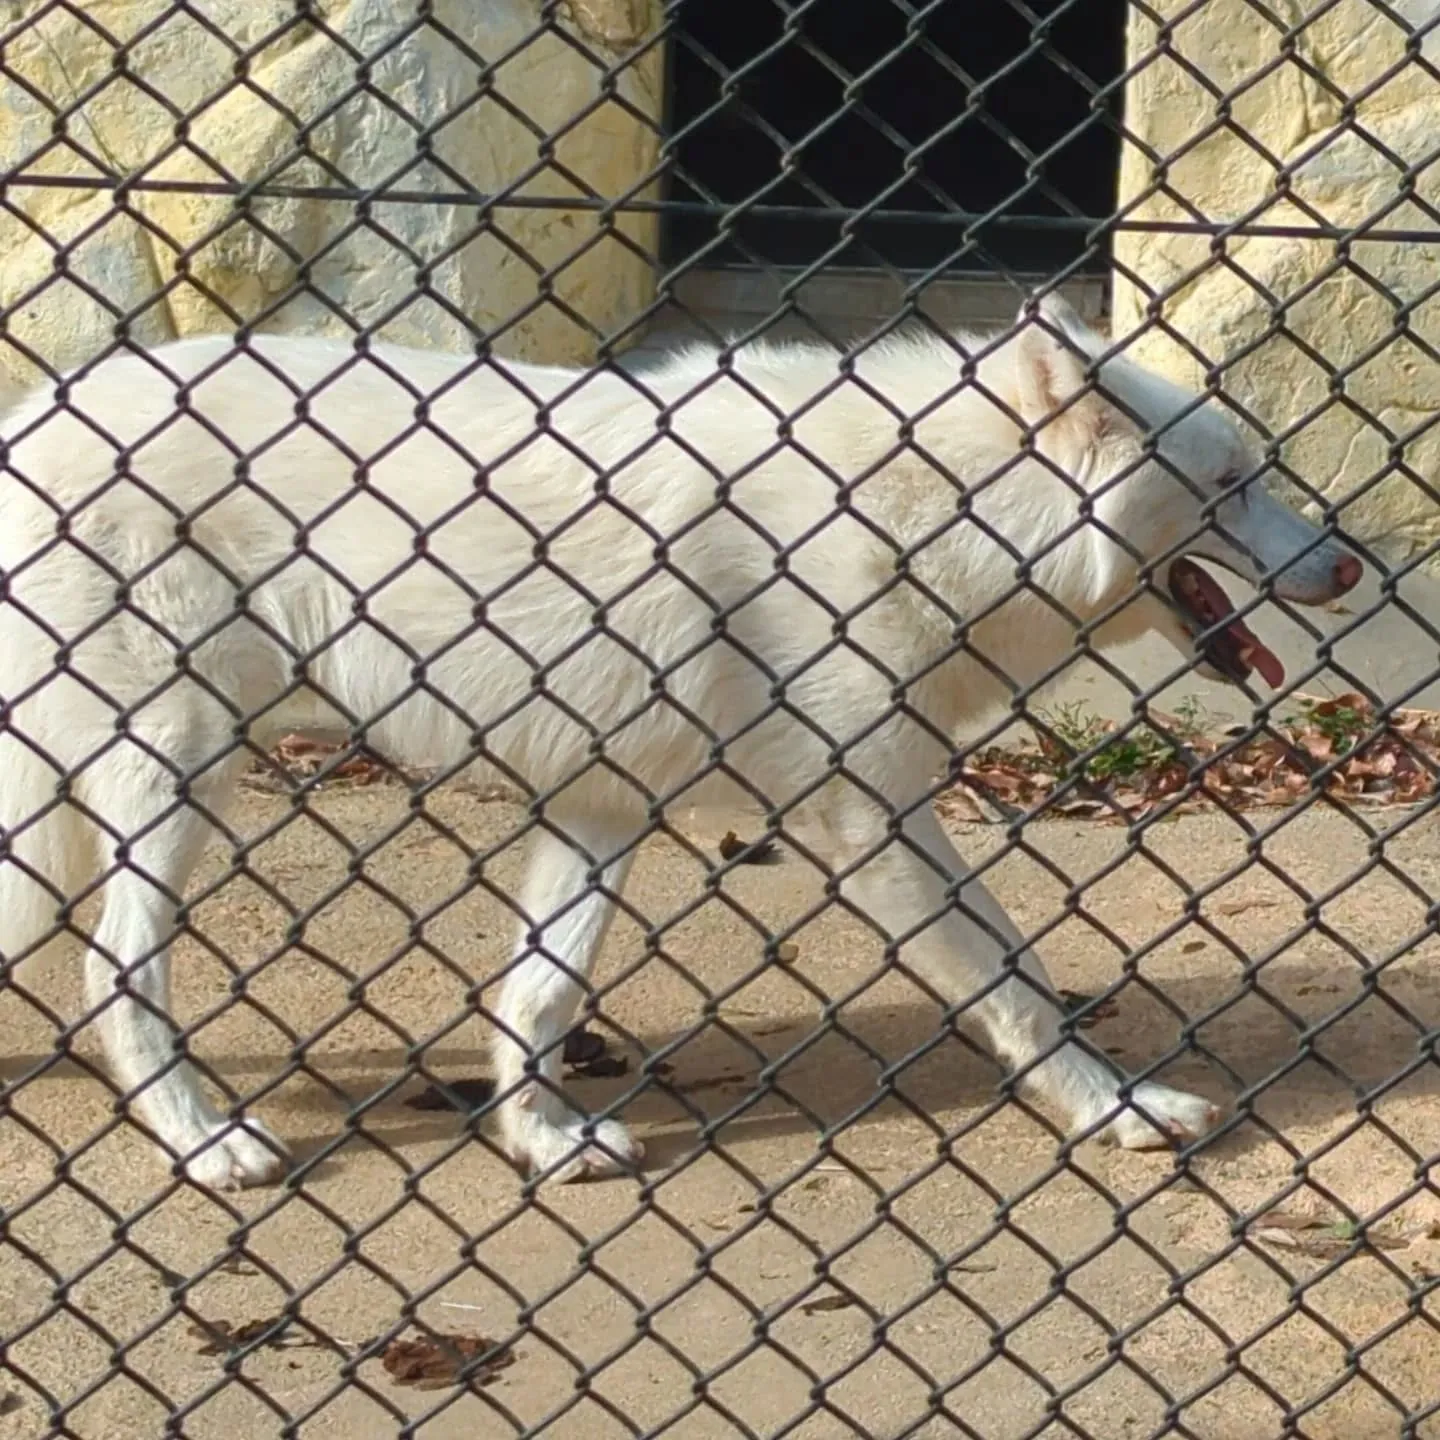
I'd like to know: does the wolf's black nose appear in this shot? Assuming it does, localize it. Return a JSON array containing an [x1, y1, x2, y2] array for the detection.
[[1333, 555, 1362, 595]]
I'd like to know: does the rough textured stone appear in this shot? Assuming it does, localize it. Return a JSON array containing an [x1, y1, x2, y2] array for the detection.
[[0, 0, 662, 387], [1115, 0, 1440, 569]]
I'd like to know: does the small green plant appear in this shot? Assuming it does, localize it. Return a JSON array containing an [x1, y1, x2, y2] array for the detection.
[[1036, 697, 1208, 785], [1283, 696, 1370, 755], [1039, 700, 1111, 756], [1168, 695, 1210, 742]]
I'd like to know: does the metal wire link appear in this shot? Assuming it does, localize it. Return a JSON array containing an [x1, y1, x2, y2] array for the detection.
[[1, 1, 1439, 1437]]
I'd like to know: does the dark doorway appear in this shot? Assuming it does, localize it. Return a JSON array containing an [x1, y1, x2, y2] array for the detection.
[[664, 0, 1127, 275]]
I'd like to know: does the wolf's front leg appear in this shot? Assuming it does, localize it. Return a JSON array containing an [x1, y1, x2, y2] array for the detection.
[[837, 802, 1221, 1148], [83, 741, 289, 1190], [493, 821, 645, 1181]]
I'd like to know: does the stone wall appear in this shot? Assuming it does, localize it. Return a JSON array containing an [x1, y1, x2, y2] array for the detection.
[[0, 0, 662, 386], [1115, 0, 1440, 568]]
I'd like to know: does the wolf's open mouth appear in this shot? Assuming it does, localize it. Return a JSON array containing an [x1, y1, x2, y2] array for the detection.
[[1168, 557, 1284, 688]]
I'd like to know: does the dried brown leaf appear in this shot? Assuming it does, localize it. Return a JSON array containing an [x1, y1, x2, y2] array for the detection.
[[676, 1070, 749, 1094], [339, 760, 386, 784], [267, 736, 393, 787], [800, 1294, 857, 1316], [1330, 693, 1371, 714], [1051, 798, 1107, 818], [564, 1030, 608, 1067], [1367, 1230, 1414, 1252], [1148, 762, 1188, 795], [968, 764, 1033, 799], [188, 1316, 308, 1357], [1059, 990, 1119, 1029], [938, 788, 987, 822], [1250, 1208, 1328, 1233], [405, 1077, 496, 1112], [1248, 1208, 1413, 1259], [276, 735, 324, 756], [1249, 1227, 1348, 1258], [1215, 897, 1279, 917], [573, 1052, 630, 1079], [1396, 774, 1431, 803], [382, 1332, 517, 1391], [719, 831, 781, 865], [146, 1261, 191, 1289], [1249, 749, 1283, 782]]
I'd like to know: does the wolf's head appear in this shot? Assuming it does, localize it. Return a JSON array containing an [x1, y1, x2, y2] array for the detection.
[[1006, 294, 1360, 689]]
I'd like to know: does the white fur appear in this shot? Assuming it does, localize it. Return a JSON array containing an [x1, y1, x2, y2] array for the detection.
[[0, 299, 1357, 1188]]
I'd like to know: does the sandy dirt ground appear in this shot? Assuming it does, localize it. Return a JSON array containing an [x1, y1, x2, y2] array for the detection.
[[3, 774, 1440, 1440]]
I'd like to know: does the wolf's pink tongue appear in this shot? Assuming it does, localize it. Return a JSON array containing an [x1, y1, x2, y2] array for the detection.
[[1172, 558, 1286, 688], [1231, 620, 1285, 688]]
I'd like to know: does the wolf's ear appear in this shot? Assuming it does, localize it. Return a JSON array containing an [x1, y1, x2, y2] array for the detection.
[[1013, 301, 1091, 431], [1020, 292, 1104, 349], [1032, 291, 1086, 333]]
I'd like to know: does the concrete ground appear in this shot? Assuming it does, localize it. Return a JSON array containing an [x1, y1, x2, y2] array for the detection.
[[4, 774, 1440, 1440]]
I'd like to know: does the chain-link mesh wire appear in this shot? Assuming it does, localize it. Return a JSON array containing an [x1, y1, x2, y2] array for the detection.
[[2, 1, 1440, 1436]]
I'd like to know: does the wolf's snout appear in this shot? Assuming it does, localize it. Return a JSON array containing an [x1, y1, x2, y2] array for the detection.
[[1272, 548, 1362, 605], [1218, 482, 1362, 608]]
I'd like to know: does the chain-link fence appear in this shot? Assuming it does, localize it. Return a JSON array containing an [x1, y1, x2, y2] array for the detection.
[[4, 1, 1440, 1436]]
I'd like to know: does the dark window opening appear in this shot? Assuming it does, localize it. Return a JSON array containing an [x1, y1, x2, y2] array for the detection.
[[664, 0, 1127, 276]]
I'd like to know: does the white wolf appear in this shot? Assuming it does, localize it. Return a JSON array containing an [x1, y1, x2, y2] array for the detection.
[[0, 297, 1359, 1190]]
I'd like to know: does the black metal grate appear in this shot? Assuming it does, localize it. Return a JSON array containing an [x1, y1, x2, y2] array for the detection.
[[1, 2, 1440, 1438], [663, 0, 1127, 272]]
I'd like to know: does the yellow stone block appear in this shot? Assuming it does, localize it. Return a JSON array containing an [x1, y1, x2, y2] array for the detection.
[[1116, 0, 1440, 568], [0, 0, 663, 387]]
